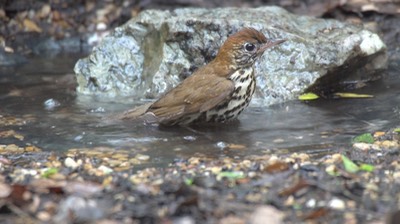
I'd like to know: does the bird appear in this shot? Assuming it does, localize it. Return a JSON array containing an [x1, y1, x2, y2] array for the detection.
[[120, 27, 285, 126]]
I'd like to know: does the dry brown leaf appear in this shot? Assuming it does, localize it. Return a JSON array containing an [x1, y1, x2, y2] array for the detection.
[[279, 179, 310, 196], [23, 19, 42, 32], [265, 161, 289, 173], [302, 208, 330, 220]]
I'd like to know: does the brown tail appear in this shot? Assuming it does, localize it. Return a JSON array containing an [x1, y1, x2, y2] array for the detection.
[[117, 103, 152, 120]]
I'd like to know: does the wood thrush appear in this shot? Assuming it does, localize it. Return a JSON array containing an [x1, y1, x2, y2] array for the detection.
[[120, 27, 285, 125]]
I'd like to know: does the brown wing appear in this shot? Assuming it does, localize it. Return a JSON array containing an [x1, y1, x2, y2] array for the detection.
[[118, 102, 152, 120], [147, 71, 234, 123]]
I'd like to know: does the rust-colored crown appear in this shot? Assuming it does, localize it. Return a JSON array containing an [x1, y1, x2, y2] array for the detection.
[[213, 28, 283, 71]]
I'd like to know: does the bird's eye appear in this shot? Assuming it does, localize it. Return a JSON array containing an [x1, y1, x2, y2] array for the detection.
[[244, 43, 256, 52]]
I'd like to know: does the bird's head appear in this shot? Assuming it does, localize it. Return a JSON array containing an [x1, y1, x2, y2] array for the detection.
[[215, 28, 285, 69]]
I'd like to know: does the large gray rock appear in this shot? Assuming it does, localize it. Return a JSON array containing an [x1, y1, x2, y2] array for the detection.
[[74, 7, 387, 106]]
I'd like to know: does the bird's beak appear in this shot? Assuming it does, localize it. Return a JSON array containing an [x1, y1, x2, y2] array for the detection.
[[258, 39, 286, 54]]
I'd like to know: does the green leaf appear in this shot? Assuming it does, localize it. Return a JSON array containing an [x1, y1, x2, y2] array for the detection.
[[394, 128, 400, 133], [41, 167, 58, 178], [352, 133, 374, 144], [334, 92, 373, 98], [293, 203, 302, 210], [341, 155, 359, 173], [184, 178, 193, 186], [325, 166, 340, 176], [217, 171, 245, 179], [359, 164, 375, 172], [298, 92, 319, 101]]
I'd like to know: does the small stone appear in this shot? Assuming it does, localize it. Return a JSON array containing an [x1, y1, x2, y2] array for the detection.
[[325, 164, 337, 175], [106, 159, 122, 167], [173, 216, 196, 224], [183, 136, 196, 141], [210, 166, 222, 174], [393, 171, 400, 182], [249, 206, 284, 224], [220, 215, 245, 224], [96, 22, 107, 31], [5, 144, 22, 152], [241, 160, 252, 168], [64, 157, 79, 169], [44, 98, 61, 110], [284, 195, 295, 206], [273, 138, 285, 143], [245, 193, 262, 203], [381, 140, 399, 149], [37, 211, 51, 221], [216, 141, 228, 149], [353, 142, 372, 151], [129, 175, 142, 185], [306, 198, 316, 208], [97, 165, 113, 175], [328, 198, 346, 210], [129, 158, 140, 164], [25, 146, 41, 152], [136, 154, 150, 161], [290, 153, 310, 162], [38, 4, 51, 18], [0, 183, 11, 198]]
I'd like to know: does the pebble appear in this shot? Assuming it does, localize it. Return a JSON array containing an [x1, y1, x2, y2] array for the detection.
[[306, 198, 316, 208], [37, 211, 51, 221], [215, 141, 228, 149], [328, 197, 346, 210], [64, 157, 79, 169], [325, 164, 337, 175], [245, 193, 262, 203], [97, 165, 113, 175], [393, 171, 400, 182], [43, 98, 61, 110], [136, 154, 150, 161], [381, 140, 399, 149], [353, 142, 372, 151], [290, 153, 310, 162]]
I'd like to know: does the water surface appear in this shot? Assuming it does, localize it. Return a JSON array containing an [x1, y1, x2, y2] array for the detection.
[[1, 56, 399, 167]]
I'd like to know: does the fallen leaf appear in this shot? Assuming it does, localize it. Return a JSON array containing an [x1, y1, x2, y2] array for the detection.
[[302, 208, 329, 220], [334, 92, 373, 98], [265, 161, 289, 173], [298, 92, 319, 101], [352, 133, 374, 144], [373, 131, 386, 137], [359, 163, 375, 172], [341, 155, 359, 173], [23, 19, 43, 32], [41, 167, 59, 178], [227, 144, 246, 150], [279, 179, 310, 196]]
